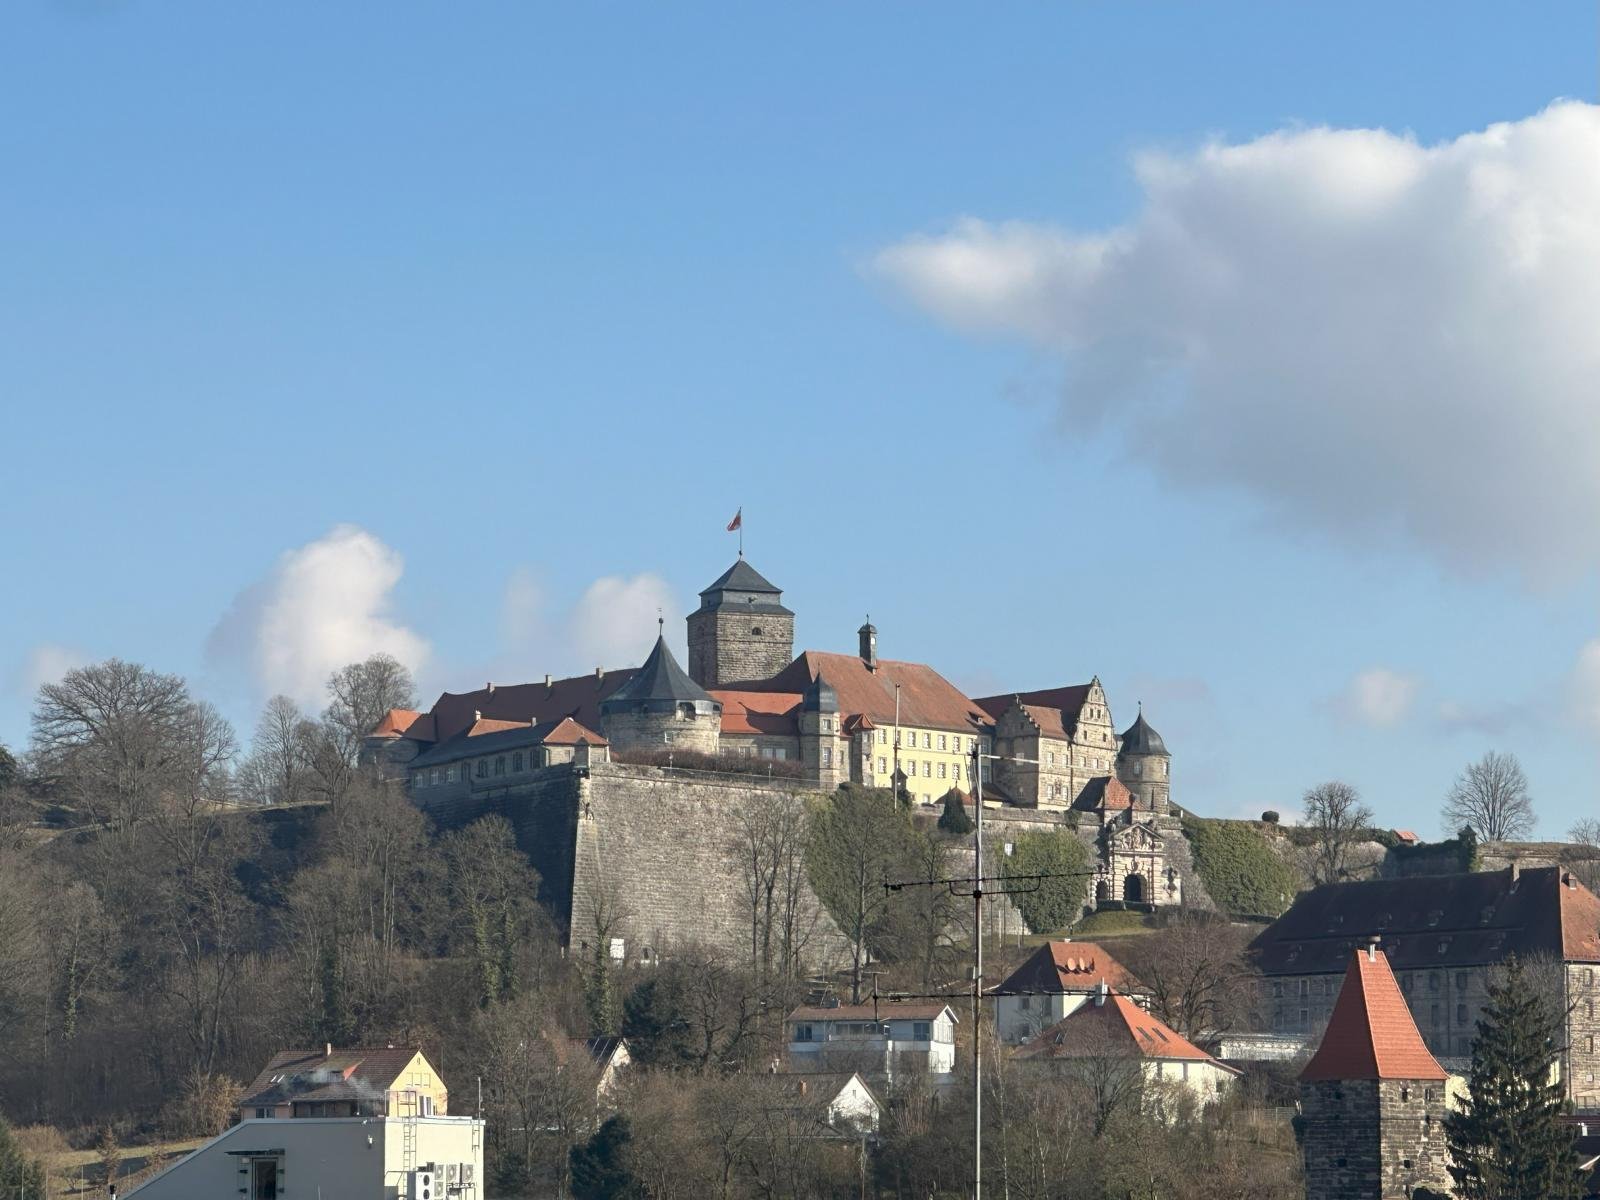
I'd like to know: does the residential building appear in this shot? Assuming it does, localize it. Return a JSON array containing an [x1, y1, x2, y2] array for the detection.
[[992, 939, 1149, 1044], [1011, 982, 1241, 1112], [575, 1036, 632, 1103], [766, 1071, 882, 1135], [1298, 942, 1456, 1200], [126, 1115, 484, 1200], [238, 1046, 447, 1121], [134, 1046, 479, 1200], [786, 1002, 958, 1077], [1249, 864, 1600, 1106]]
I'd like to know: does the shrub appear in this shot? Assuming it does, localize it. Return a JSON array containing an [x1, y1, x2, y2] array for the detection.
[[1001, 830, 1092, 933], [1181, 817, 1303, 918], [936, 789, 973, 836], [1261, 810, 1280, 824]]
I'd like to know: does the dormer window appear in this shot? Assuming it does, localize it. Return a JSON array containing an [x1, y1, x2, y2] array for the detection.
[[751, 626, 763, 635]]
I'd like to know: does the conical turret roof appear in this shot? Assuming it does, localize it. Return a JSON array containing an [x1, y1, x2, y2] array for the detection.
[[1299, 945, 1447, 1082], [602, 635, 715, 707], [1119, 707, 1168, 756]]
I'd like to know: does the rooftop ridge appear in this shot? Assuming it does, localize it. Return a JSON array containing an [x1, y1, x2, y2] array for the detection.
[[1299, 945, 1448, 1082]]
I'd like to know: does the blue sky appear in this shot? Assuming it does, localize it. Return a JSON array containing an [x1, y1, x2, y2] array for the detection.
[[4, 3, 1598, 837]]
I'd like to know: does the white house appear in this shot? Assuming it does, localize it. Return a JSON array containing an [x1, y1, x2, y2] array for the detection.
[[125, 1115, 485, 1200], [771, 1071, 883, 1134], [1012, 983, 1241, 1114], [993, 940, 1148, 1045], [786, 1002, 958, 1076]]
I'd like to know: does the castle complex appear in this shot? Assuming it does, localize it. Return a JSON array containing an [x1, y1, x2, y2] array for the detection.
[[362, 556, 1201, 958]]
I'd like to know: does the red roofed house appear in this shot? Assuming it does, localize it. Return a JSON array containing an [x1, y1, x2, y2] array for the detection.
[[1298, 942, 1454, 1200], [1012, 983, 1240, 1114], [786, 1002, 958, 1077], [993, 940, 1149, 1044], [238, 1045, 447, 1121]]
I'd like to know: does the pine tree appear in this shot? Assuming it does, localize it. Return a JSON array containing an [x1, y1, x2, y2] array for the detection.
[[569, 1114, 639, 1200], [0, 1115, 47, 1200], [937, 788, 973, 836], [1444, 954, 1581, 1199]]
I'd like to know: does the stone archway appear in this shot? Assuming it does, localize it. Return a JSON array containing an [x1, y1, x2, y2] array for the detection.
[[1123, 873, 1146, 904]]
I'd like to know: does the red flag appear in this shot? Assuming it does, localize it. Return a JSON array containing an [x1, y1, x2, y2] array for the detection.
[[726, 507, 742, 532]]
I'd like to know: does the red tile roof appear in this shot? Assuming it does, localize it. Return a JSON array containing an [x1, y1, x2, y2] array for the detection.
[[466, 717, 530, 736], [371, 709, 435, 740], [1072, 776, 1133, 811], [711, 690, 804, 736], [787, 1002, 957, 1024], [542, 716, 607, 746], [1013, 990, 1237, 1070], [1299, 946, 1448, 1082], [994, 941, 1147, 996], [740, 651, 991, 734], [974, 685, 1093, 736], [421, 670, 639, 742]]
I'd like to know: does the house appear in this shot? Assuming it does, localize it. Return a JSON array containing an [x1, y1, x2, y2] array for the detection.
[[992, 940, 1148, 1044], [786, 1002, 958, 1076], [1393, 829, 1420, 846], [1012, 983, 1240, 1112], [131, 1048, 480, 1200], [1298, 942, 1458, 1200], [575, 1036, 632, 1102], [238, 1045, 447, 1121], [767, 1071, 882, 1134], [1249, 864, 1600, 1106]]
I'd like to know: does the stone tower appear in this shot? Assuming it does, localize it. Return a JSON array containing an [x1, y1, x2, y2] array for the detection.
[[686, 558, 795, 687], [798, 674, 845, 790], [1299, 941, 1453, 1200], [599, 629, 723, 756], [1115, 706, 1170, 813]]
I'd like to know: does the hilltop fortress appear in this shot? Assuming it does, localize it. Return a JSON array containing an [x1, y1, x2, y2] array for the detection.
[[362, 557, 1212, 965]]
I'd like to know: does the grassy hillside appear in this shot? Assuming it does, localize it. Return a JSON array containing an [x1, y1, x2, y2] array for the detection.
[[1181, 816, 1305, 919]]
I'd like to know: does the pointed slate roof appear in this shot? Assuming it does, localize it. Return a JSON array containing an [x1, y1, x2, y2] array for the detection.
[[601, 635, 716, 706], [702, 557, 782, 596], [1299, 945, 1448, 1082], [1119, 707, 1168, 756]]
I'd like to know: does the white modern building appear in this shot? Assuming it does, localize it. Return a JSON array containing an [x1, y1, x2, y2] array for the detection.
[[126, 1115, 485, 1200], [785, 1002, 958, 1077]]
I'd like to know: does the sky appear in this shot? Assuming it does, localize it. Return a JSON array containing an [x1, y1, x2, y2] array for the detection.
[[3, 2, 1599, 838]]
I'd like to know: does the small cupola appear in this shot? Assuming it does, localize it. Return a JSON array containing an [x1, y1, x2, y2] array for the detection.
[[1118, 705, 1169, 757], [858, 617, 877, 671], [803, 673, 839, 714]]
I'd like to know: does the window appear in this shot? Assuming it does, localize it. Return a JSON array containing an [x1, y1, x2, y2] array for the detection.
[[609, 937, 626, 961], [955, 762, 964, 780], [822, 747, 832, 768], [877, 757, 887, 775], [1133, 760, 1143, 776], [1299, 1008, 1309, 1027], [913, 1022, 931, 1040], [937, 763, 946, 779], [413, 771, 426, 789], [1456, 972, 1469, 990], [795, 1023, 814, 1042], [938, 735, 947, 751], [1047, 752, 1056, 766], [1430, 1004, 1441, 1026], [1428, 972, 1439, 992], [751, 625, 763, 635], [255, 1107, 269, 1119], [475, 760, 487, 779], [878, 730, 887, 745], [922, 733, 931, 749], [1272, 982, 1283, 998], [494, 755, 505, 776], [905, 760, 916, 777], [1457, 1004, 1468, 1024], [923, 761, 932, 778], [512, 752, 523, 772], [663, 730, 676, 744], [1019, 996, 1031, 1010]]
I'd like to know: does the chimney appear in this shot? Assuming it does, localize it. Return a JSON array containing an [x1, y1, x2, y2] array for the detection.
[[595, 666, 604, 683], [325, 1042, 332, 1058], [1366, 936, 1380, 962], [1094, 980, 1109, 1007], [473, 709, 482, 721], [487, 681, 495, 694], [858, 619, 877, 671], [1509, 860, 1521, 889], [544, 673, 553, 690]]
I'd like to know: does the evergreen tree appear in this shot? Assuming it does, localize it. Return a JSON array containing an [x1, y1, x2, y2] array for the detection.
[[937, 788, 973, 836], [0, 1115, 47, 1200], [1445, 954, 1581, 1200], [569, 1114, 639, 1200]]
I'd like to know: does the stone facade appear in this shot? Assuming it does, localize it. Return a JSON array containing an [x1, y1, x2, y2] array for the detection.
[[1300, 1078, 1453, 1200], [1569, 962, 1600, 1110], [686, 559, 796, 688]]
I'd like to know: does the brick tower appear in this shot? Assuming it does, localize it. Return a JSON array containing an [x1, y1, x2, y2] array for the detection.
[[1299, 940, 1453, 1200], [686, 558, 795, 687]]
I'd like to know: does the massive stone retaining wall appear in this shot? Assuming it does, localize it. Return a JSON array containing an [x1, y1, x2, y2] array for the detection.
[[418, 761, 850, 971]]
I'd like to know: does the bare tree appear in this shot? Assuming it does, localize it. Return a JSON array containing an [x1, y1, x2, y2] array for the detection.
[[1301, 780, 1374, 885], [30, 660, 233, 830], [241, 695, 316, 807], [1570, 818, 1600, 848], [1118, 913, 1254, 1042], [735, 794, 818, 985], [1442, 751, 1535, 842]]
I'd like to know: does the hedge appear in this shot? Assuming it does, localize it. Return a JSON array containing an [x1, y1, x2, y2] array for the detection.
[[1181, 816, 1304, 918], [1002, 830, 1092, 934]]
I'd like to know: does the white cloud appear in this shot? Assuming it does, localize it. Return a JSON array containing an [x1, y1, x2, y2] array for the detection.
[[876, 102, 1600, 582], [1333, 667, 1420, 728], [570, 574, 680, 670], [500, 567, 549, 652], [1569, 639, 1600, 734], [13, 643, 89, 697], [206, 525, 429, 709]]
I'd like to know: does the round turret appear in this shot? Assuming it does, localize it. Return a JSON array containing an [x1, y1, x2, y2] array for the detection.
[[1115, 705, 1171, 812], [599, 632, 722, 756]]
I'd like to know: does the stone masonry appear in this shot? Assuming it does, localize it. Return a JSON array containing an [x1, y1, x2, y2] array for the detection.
[[1300, 1079, 1452, 1200]]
